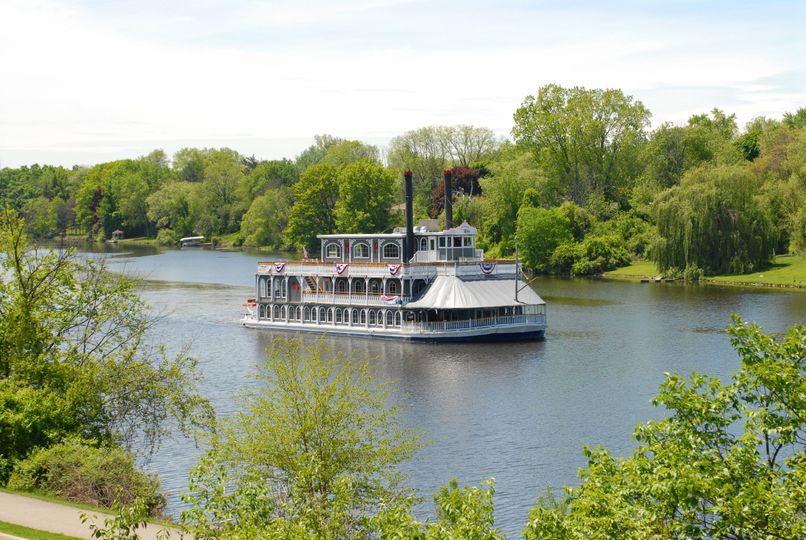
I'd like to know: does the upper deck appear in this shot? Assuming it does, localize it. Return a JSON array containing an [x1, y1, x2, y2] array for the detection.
[[316, 220, 483, 264]]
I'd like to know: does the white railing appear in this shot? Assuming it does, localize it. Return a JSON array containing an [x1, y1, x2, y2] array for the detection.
[[403, 314, 546, 334], [301, 292, 409, 306], [257, 260, 519, 279]]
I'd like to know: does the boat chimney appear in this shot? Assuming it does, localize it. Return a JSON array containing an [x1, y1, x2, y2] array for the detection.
[[443, 169, 453, 230], [404, 170, 415, 261]]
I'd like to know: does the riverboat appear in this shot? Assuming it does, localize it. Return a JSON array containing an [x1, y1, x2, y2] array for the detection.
[[241, 171, 547, 341]]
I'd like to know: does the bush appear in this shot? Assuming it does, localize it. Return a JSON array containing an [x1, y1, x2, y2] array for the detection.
[[8, 438, 165, 516], [155, 228, 176, 246]]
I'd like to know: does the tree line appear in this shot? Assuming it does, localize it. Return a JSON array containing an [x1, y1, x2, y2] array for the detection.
[[2, 86, 806, 276]]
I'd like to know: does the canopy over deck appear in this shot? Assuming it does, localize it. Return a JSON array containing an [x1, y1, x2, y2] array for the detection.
[[406, 276, 544, 310]]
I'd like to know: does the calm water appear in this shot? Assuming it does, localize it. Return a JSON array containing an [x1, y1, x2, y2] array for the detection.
[[94, 244, 806, 536]]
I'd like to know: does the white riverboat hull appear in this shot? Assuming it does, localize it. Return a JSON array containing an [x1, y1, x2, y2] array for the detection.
[[241, 315, 546, 342]]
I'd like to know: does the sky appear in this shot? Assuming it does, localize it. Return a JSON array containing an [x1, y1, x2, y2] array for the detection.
[[1, 0, 805, 168]]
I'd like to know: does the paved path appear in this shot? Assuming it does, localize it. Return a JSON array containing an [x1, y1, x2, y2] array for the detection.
[[0, 492, 185, 539]]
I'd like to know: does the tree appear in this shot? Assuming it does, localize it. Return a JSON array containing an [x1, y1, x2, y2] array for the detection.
[[285, 163, 339, 252], [388, 125, 500, 207], [239, 187, 292, 248], [431, 165, 483, 219], [146, 181, 196, 239], [516, 206, 574, 272], [173, 148, 206, 182], [524, 315, 806, 539], [334, 160, 396, 234], [479, 148, 549, 256], [240, 159, 298, 200], [294, 134, 344, 173], [652, 164, 776, 275], [512, 84, 650, 207], [0, 209, 212, 481], [182, 336, 421, 538]]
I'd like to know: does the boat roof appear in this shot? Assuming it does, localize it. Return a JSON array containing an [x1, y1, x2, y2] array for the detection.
[[406, 275, 544, 309], [179, 236, 204, 241]]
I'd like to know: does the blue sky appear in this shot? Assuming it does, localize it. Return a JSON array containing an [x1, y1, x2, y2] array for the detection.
[[1, 0, 804, 167]]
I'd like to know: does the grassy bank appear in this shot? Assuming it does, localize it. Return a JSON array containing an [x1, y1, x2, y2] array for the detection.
[[605, 254, 806, 289], [0, 520, 81, 540]]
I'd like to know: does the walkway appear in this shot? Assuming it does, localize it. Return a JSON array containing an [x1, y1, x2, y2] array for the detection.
[[0, 491, 185, 539]]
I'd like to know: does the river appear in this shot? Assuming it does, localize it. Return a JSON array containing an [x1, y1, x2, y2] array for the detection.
[[92, 244, 806, 536]]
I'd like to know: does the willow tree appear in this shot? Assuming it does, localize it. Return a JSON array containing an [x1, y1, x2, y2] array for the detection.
[[652, 165, 775, 275]]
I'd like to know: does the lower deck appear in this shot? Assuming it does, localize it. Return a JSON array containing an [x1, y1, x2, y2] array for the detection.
[[243, 302, 547, 342]]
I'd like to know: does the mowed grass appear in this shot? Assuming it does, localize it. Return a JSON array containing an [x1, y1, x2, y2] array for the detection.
[[605, 255, 806, 288], [0, 520, 81, 540], [603, 260, 657, 277], [708, 254, 806, 287]]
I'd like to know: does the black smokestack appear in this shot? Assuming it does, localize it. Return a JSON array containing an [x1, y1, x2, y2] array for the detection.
[[404, 170, 415, 262], [443, 169, 453, 230]]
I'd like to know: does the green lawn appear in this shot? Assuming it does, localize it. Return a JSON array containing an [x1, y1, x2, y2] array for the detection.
[[0, 520, 81, 540], [605, 255, 806, 288], [603, 260, 657, 278]]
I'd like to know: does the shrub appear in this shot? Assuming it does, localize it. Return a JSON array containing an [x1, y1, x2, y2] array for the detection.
[[155, 228, 176, 246], [8, 438, 165, 516]]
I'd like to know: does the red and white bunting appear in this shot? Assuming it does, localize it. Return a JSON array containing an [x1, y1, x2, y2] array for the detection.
[[273, 262, 286, 273], [335, 263, 349, 275], [387, 263, 401, 276], [479, 262, 496, 275]]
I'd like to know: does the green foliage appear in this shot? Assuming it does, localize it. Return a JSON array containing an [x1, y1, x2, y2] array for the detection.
[[240, 159, 298, 199], [285, 163, 339, 251], [524, 315, 806, 539], [146, 181, 196, 238], [239, 187, 292, 249], [653, 164, 776, 275], [517, 206, 573, 272], [388, 125, 500, 207], [0, 210, 213, 483], [513, 84, 650, 207], [479, 148, 548, 255], [9, 438, 164, 515], [427, 478, 503, 540], [334, 159, 396, 234], [81, 498, 173, 540], [182, 336, 422, 538]]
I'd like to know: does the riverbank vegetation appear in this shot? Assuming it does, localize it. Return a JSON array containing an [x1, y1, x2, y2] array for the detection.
[[0, 210, 213, 516], [2, 86, 804, 281]]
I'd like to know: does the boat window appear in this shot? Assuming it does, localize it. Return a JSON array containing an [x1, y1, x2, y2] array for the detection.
[[353, 243, 369, 259], [326, 243, 341, 258], [351, 309, 359, 324], [336, 309, 342, 324], [387, 280, 398, 294], [382, 243, 400, 259], [395, 312, 401, 326], [420, 237, 427, 251], [463, 236, 472, 247], [369, 310, 376, 325], [336, 279, 347, 293], [430, 238, 435, 250], [304, 307, 310, 321], [360, 310, 367, 324], [354, 279, 365, 293], [439, 237, 445, 247], [370, 280, 380, 294], [385, 311, 393, 326], [453, 237, 462, 247]]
